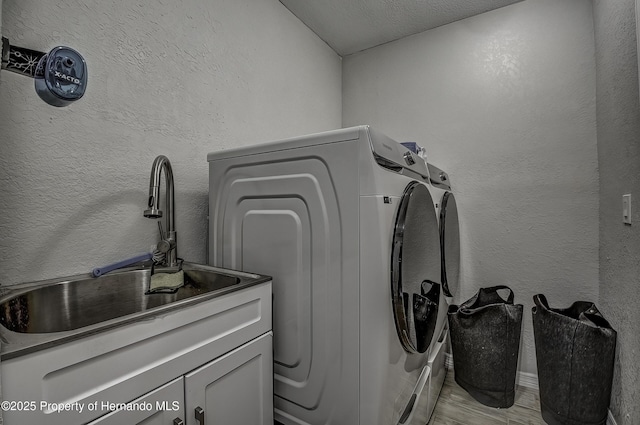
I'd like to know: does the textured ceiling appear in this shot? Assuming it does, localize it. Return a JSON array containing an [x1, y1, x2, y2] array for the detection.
[[279, 0, 524, 56]]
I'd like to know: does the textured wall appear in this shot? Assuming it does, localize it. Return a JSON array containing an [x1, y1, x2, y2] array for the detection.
[[0, 0, 341, 286], [0, 0, 2, 98], [343, 0, 598, 375], [0, 3, 3, 422], [594, 0, 640, 423]]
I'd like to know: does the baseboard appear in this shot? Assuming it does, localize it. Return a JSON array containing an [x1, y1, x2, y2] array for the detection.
[[516, 371, 539, 390], [445, 352, 616, 423], [444, 352, 454, 370]]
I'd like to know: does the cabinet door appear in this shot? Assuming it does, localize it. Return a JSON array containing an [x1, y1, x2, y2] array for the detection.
[[185, 332, 273, 425], [88, 377, 185, 425]]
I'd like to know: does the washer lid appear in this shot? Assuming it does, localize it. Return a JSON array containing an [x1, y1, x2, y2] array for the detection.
[[391, 182, 441, 354], [440, 191, 460, 298]]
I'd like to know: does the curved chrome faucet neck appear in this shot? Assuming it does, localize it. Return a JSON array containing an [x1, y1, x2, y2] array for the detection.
[[143, 155, 177, 267]]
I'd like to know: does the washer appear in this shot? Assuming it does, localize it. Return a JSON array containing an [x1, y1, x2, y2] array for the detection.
[[208, 126, 442, 425]]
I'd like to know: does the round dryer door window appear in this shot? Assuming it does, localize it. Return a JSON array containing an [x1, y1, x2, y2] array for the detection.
[[391, 182, 442, 354], [440, 191, 460, 298]]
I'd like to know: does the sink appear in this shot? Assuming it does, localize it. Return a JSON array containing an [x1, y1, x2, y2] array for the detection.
[[0, 263, 246, 334], [0, 263, 269, 362]]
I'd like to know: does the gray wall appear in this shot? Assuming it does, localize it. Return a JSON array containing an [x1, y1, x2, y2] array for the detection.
[[0, 1, 3, 420], [1, 2, 6, 422], [343, 0, 598, 376], [0, 0, 2, 96], [594, 0, 640, 423], [0, 0, 341, 285]]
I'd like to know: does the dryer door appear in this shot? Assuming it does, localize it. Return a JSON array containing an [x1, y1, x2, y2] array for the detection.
[[391, 182, 442, 354], [440, 192, 460, 298]]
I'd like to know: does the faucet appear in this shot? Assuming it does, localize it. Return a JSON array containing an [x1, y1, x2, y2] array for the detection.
[[143, 155, 178, 267]]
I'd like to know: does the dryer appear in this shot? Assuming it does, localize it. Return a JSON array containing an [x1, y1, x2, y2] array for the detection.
[[208, 126, 443, 425], [427, 163, 460, 304], [424, 162, 461, 419]]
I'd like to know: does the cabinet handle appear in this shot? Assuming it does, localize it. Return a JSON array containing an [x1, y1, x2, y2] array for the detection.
[[173, 419, 184, 425], [195, 406, 205, 425]]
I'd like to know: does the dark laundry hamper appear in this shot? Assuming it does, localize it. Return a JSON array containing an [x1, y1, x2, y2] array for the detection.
[[448, 285, 523, 408], [532, 294, 617, 425]]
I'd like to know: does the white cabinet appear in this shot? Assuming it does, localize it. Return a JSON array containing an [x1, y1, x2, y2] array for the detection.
[[89, 377, 185, 425], [185, 332, 273, 425], [88, 332, 273, 425], [1, 281, 272, 425]]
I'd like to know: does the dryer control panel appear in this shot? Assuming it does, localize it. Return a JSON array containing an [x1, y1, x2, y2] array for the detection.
[[427, 163, 451, 190], [367, 128, 430, 180]]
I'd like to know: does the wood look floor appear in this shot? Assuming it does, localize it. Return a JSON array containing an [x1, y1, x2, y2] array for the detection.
[[429, 372, 544, 425]]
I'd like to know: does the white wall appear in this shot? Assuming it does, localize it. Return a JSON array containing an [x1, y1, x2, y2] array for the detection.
[[0, 1, 2, 97], [594, 0, 640, 423], [0, 0, 341, 285], [0, 3, 3, 421], [343, 0, 598, 375]]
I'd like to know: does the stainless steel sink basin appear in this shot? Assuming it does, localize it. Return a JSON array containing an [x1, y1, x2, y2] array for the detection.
[[0, 262, 270, 359]]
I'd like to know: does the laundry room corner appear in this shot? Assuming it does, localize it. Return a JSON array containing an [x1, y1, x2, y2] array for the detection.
[[594, 0, 640, 422], [342, 0, 599, 377]]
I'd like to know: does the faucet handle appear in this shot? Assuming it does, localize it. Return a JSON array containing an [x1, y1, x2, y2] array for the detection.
[[156, 239, 173, 254], [155, 220, 175, 254]]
